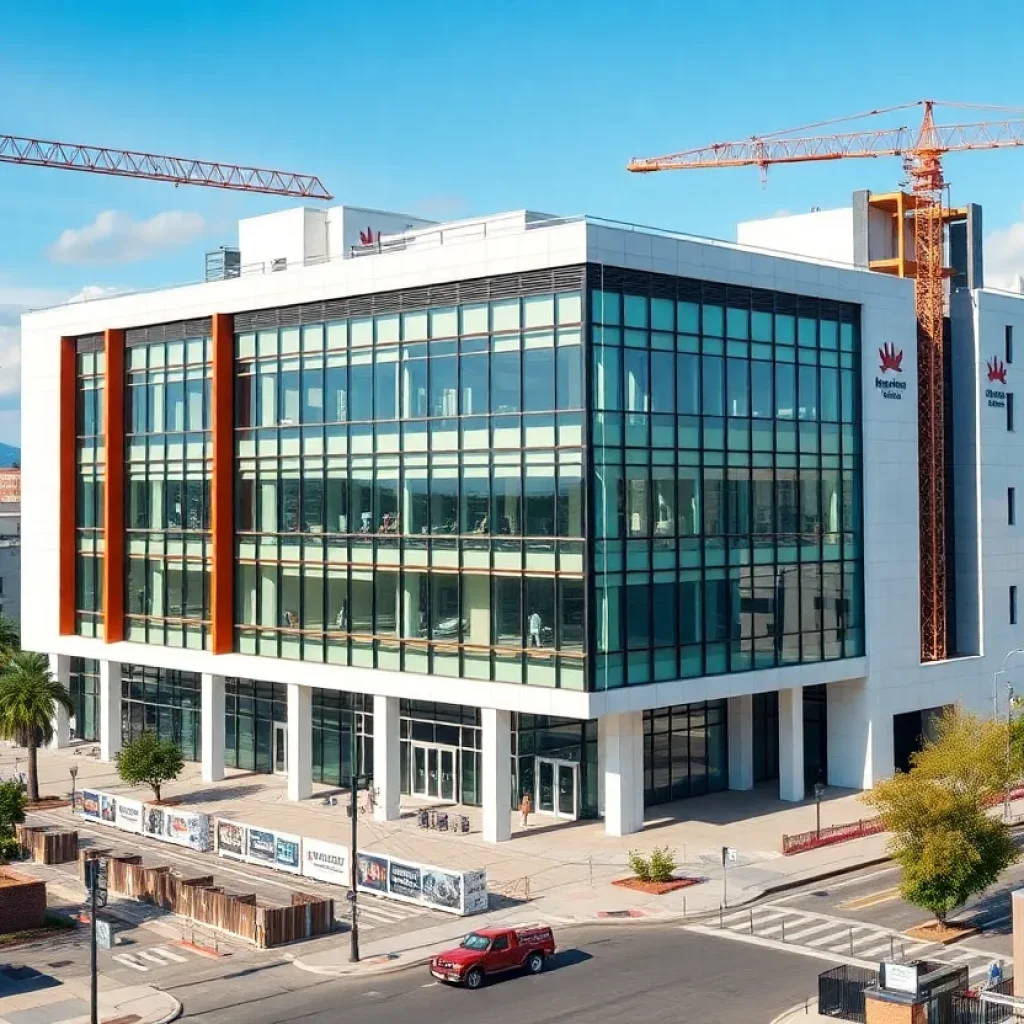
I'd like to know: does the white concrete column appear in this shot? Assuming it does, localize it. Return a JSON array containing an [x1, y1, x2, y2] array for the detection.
[[827, 677, 892, 790], [481, 708, 511, 843], [201, 674, 225, 784], [373, 694, 401, 821], [287, 683, 312, 801], [779, 686, 804, 802], [727, 694, 754, 791], [98, 660, 122, 762], [48, 653, 71, 749], [599, 711, 644, 836]]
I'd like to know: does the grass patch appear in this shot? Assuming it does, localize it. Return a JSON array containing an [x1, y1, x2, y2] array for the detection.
[[0, 916, 78, 947]]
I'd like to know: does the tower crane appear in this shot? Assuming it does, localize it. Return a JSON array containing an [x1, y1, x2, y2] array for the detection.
[[628, 100, 1024, 663], [0, 133, 332, 199]]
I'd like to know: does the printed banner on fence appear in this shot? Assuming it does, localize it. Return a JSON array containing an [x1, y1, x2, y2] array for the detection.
[[216, 819, 247, 860], [274, 831, 302, 875], [80, 790, 100, 820], [247, 827, 277, 866], [462, 870, 488, 914], [421, 867, 462, 911], [113, 796, 144, 834], [302, 838, 349, 886], [78, 788, 209, 850], [143, 806, 211, 852], [355, 852, 388, 895], [387, 859, 422, 901]]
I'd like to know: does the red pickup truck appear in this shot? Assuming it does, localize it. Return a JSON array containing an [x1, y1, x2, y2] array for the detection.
[[429, 925, 556, 989]]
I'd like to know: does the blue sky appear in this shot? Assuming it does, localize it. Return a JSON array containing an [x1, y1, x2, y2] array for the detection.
[[3, 0, 1024, 444]]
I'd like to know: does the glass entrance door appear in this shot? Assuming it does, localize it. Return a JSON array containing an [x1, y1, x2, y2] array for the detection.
[[273, 723, 287, 775], [535, 758, 577, 820], [439, 748, 456, 802], [412, 744, 459, 801]]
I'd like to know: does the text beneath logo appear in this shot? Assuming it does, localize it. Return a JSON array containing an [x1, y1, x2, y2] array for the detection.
[[875, 343, 906, 400]]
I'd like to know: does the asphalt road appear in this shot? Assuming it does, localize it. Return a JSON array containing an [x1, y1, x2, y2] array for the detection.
[[775, 861, 1021, 957], [172, 925, 823, 1024]]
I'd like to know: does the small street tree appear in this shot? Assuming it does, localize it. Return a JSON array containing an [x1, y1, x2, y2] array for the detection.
[[0, 652, 74, 801], [864, 706, 1019, 926], [116, 733, 184, 802], [0, 779, 26, 862], [0, 615, 20, 666]]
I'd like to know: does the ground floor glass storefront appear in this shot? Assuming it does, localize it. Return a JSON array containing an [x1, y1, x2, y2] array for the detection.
[[400, 700, 481, 807], [69, 657, 100, 741], [642, 700, 728, 806], [121, 663, 201, 762], [513, 715, 598, 820]]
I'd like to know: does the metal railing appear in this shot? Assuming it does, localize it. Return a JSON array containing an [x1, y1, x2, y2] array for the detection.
[[818, 964, 878, 1022]]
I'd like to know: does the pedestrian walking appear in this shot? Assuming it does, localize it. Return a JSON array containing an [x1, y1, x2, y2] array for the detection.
[[520, 790, 533, 828]]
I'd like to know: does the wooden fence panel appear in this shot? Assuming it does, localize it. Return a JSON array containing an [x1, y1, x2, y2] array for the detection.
[[75, 850, 331, 948], [17, 826, 78, 865]]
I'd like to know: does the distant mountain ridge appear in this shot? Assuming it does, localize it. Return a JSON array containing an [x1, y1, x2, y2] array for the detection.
[[0, 444, 19, 467]]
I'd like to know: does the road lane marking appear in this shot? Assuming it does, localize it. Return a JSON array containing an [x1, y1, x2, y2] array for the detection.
[[111, 954, 148, 973], [152, 947, 188, 963], [839, 887, 901, 910]]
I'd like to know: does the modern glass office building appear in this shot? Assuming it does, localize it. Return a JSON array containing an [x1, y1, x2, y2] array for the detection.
[[33, 207, 889, 840]]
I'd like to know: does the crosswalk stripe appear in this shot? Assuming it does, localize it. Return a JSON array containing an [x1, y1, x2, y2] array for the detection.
[[359, 901, 417, 921], [808, 929, 862, 947], [785, 920, 846, 942], [111, 954, 148, 973], [720, 907, 784, 926], [137, 950, 171, 964], [857, 940, 899, 958], [822, 931, 885, 952], [358, 905, 414, 923], [153, 947, 188, 963]]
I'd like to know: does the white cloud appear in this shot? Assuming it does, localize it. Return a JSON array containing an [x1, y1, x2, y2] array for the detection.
[[984, 220, 1024, 292], [48, 210, 208, 265]]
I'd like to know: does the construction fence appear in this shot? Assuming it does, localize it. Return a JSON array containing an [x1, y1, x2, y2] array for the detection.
[[79, 849, 333, 949]]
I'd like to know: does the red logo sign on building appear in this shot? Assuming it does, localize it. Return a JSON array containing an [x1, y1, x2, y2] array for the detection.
[[359, 227, 376, 245], [878, 343, 903, 374], [987, 357, 1008, 385]]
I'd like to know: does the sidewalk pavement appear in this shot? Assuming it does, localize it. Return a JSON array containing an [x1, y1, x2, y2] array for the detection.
[[771, 998, 830, 1023], [0, 972, 179, 1024], [9, 741, 900, 969]]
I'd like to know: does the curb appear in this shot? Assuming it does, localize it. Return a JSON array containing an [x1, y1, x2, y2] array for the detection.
[[291, 951, 434, 979], [151, 994, 184, 1024], [770, 999, 819, 1024]]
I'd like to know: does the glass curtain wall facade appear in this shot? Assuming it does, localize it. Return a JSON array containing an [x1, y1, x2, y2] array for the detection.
[[224, 678, 287, 773], [590, 268, 863, 689], [125, 324, 213, 649], [312, 690, 374, 785], [642, 699, 727, 805], [75, 341, 105, 637], [69, 657, 100, 741], [233, 269, 588, 689], [121, 663, 201, 761], [400, 700, 481, 806], [512, 714, 598, 818]]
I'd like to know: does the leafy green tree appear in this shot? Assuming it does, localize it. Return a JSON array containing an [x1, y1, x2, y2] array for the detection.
[[0, 615, 20, 665], [910, 707, 1012, 800], [0, 652, 74, 801], [0, 779, 26, 833], [116, 733, 183, 802], [864, 711, 1020, 924]]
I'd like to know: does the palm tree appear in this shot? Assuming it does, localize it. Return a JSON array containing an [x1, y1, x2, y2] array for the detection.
[[0, 652, 74, 801]]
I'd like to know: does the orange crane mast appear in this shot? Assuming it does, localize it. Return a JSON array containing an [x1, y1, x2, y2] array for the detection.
[[0, 133, 332, 199], [628, 101, 1024, 662]]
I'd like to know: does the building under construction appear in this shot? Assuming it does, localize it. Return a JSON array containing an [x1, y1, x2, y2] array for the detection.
[[17, 191, 1022, 836]]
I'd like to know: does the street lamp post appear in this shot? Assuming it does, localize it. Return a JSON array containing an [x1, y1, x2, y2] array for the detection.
[[348, 771, 373, 964], [993, 649, 1024, 718], [1006, 684, 1016, 823], [814, 782, 826, 839], [69, 765, 78, 810]]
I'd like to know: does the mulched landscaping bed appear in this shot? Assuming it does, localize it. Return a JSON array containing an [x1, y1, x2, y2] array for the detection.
[[612, 876, 703, 895], [904, 920, 980, 945]]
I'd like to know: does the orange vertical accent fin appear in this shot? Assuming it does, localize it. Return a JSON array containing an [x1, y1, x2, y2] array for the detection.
[[102, 329, 126, 643], [59, 337, 77, 635], [210, 313, 235, 654]]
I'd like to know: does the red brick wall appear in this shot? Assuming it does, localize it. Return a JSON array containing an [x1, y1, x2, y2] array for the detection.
[[0, 871, 46, 933]]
